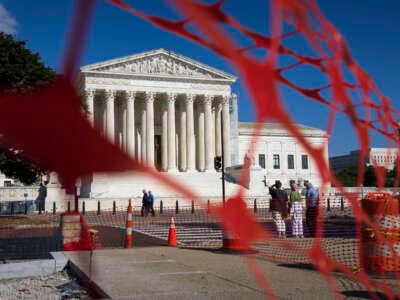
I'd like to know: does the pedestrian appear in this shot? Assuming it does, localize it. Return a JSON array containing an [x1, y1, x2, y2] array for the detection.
[[36, 182, 47, 212], [269, 180, 288, 238], [305, 181, 319, 237], [141, 189, 149, 217], [148, 190, 155, 216], [289, 180, 304, 238]]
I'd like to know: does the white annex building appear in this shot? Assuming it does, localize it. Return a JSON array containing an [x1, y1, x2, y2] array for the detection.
[[72, 49, 328, 200], [330, 148, 398, 173]]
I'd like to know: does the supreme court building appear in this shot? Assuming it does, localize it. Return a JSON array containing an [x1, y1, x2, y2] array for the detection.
[[75, 49, 327, 199], [78, 48, 235, 173]]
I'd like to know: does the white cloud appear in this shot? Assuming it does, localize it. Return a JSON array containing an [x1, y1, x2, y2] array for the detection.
[[0, 4, 17, 34]]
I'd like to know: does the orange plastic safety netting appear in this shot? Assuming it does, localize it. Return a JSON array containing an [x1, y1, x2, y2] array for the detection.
[[1, 0, 400, 299]]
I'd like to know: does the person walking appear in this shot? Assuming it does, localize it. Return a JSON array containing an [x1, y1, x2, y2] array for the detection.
[[148, 190, 155, 216], [269, 180, 288, 238], [305, 181, 319, 237], [36, 182, 47, 212], [141, 189, 149, 217], [289, 180, 304, 238]]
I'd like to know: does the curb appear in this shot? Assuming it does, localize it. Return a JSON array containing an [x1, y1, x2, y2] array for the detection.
[[66, 259, 110, 299], [0, 251, 68, 280]]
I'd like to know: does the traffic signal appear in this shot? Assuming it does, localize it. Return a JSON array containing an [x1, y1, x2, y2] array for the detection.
[[214, 156, 222, 171]]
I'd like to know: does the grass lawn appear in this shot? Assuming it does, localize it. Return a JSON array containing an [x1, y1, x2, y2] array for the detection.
[[0, 216, 51, 225]]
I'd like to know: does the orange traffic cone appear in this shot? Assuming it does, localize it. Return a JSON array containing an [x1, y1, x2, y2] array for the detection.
[[222, 230, 249, 251], [124, 199, 133, 248], [167, 215, 178, 246]]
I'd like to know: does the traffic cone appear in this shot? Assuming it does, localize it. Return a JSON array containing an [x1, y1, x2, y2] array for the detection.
[[167, 215, 178, 246], [222, 229, 249, 251], [124, 199, 133, 248]]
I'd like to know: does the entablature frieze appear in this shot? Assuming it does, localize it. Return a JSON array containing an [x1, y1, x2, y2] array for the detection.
[[83, 76, 232, 97]]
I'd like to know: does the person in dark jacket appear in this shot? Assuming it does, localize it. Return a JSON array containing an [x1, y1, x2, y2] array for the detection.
[[269, 180, 288, 238], [305, 181, 319, 237], [141, 189, 149, 217], [36, 182, 47, 212]]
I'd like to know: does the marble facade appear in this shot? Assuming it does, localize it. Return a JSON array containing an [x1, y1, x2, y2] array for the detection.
[[77, 49, 237, 172]]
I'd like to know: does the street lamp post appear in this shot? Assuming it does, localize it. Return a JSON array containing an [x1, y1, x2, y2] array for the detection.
[[220, 109, 226, 207]]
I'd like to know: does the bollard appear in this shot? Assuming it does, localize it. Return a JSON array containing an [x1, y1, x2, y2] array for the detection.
[[24, 201, 28, 215], [53, 202, 56, 215], [160, 200, 163, 215], [67, 201, 71, 212], [254, 198, 258, 214], [97, 201, 101, 215], [175, 200, 179, 214], [82, 201, 86, 215], [327, 198, 331, 212], [113, 200, 116, 215], [207, 199, 210, 214], [340, 197, 344, 211], [191, 200, 195, 214]]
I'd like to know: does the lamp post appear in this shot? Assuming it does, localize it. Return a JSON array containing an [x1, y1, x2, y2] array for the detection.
[[75, 178, 81, 212], [220, 109, 226, 207]]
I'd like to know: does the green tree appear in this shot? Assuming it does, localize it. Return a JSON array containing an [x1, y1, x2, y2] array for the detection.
[[335, 165, 359, 186], [363, 165, 377, 187], [0, 32, 56, 185]]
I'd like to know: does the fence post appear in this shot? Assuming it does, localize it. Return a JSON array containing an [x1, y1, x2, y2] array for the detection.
[[160, 200, 163, 215], [113, 200, 116, 215], [97, 200, 101, 215], [82, 201, 86, 215], [24, 201, 28, 215], [191, 200, 195, 214], [53, 202, 56, 215], [327, 198, 331, 212], [67, 201, 71, 212], [254, 198, 257, 214], [207, 199, 210, 214], [175, 200, 179, 214], [340, 197, 344, 211]]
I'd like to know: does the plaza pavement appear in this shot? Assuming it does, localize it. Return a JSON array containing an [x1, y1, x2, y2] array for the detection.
[[65, 246, 340, 299]]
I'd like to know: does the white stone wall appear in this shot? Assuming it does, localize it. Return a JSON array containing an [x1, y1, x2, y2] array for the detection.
[[238, 123, 328, 188]]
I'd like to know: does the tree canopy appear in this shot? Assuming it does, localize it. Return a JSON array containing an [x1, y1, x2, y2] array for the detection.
[[0, 32, 57, 185], [335, 163, 398, 188]]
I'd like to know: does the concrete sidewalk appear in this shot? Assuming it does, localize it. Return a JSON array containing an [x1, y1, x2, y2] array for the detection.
[[65, 247, 344, 299]]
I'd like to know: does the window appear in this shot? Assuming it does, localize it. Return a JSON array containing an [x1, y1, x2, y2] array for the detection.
[[273, 154, 280, 169], [301, 155, 309, 169], [287, 154, 294, 169], [259, 154, 265, 169]]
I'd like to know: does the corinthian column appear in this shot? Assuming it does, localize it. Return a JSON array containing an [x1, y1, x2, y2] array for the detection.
[[105, 90, 115, 143], [204, 95, 213, 171], [222, 95, 231, 167], [85, 89, 95, 125], [141, 101, 147, 162], [186, 94, 195, 172], [167, 93, 177, 171], [161, 100, 168, 171], [126, 91, 135, 159], [179, 102, 187, 171], [146, 92, 155, 166], [215, 102, 222, 156], [198, 100, 205, 171]]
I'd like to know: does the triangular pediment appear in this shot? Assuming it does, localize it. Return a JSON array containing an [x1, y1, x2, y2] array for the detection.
[[81, 48, 236, 81]]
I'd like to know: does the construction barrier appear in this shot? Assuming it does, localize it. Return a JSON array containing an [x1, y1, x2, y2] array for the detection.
[[361, 192, 400, 272], [124, 199, 133, 249], [168, 215, 177, 246], [222, 230, 249, 251]]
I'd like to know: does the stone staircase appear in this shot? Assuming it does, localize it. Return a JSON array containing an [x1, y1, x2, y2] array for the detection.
[[87, 170, 269, 200]]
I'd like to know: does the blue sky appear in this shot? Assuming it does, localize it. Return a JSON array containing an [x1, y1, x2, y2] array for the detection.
[[1, 0, 399, 156]]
